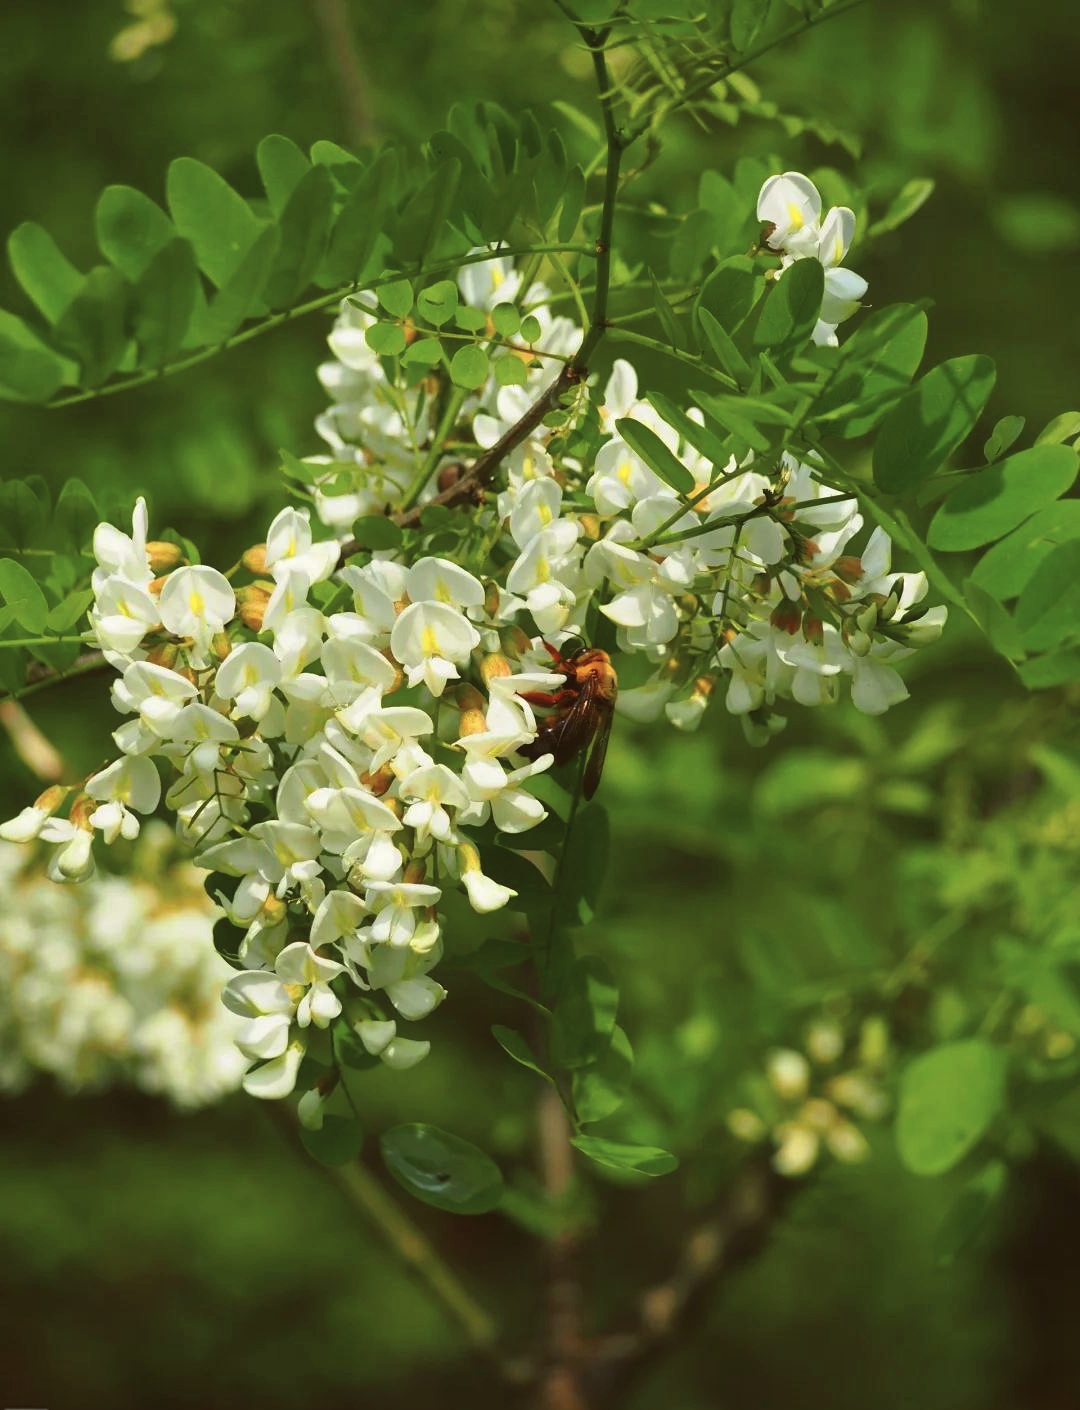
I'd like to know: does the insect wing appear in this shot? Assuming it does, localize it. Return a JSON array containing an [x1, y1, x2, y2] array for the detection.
[[582, 703, 613, 800], [551, 676, 601, 767]]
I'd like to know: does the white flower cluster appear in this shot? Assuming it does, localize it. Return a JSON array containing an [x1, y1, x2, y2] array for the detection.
[[2, 498, 563, 1103], [727, 1017, 890, 1177], [306, 175, 944, 740], [0, 828, 245, 1107], [756, 170, 869, 347]]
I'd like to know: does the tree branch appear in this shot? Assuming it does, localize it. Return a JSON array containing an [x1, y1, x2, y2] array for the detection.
[[581, 1155, 795, 1405]]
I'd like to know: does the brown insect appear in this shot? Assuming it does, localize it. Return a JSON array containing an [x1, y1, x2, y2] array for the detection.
[[517, 641, 618, 801]]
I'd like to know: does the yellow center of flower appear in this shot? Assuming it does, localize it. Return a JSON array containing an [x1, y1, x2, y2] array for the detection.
[[786, 202, 805, 231], [188, 590, 205, 616], [421, 625, 440, 655]]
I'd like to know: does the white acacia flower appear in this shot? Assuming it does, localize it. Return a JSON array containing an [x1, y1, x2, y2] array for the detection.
[[90, 578, 160, 660], [85, 756, 162, 843], [265, 506, 339, 585], [40, 819, 96, 882], [363, 880, 442, 946], [214, 642, 282, 722], [111, 661, 198, 738], [390, 601, 481, 696], [158, 566, 235, 662], [405, 557, 485, 610], [399, 764, 469, 844], [757, 171, 822, 258], [242, 1037, 306, 1100], [275, 940, 346, 1029], [92, 496, 151, 590]]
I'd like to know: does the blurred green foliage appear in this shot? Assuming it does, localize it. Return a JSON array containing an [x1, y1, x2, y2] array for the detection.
[[3, 1, 1080, 1407]]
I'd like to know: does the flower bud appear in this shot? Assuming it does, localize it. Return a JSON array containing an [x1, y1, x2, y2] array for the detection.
[[68, 794, 98, 832], [499, 627, 531, 661], [148, 576, 166, 597], [801, 612, 824, 647], [211, 632, 232, 663], [826, 1120, 869, 1163], [459, 708, 488, 736], [437, 462, 464, 493], [480, 651, 513, 684], [806, 1018, 844, 1064], [772, 1121, 818, 1177], [727, 1108, 767, 1143], [146, 540, 184, 573], [403, 858, 427, 885], [800, 1098, 838, 1133], [242, 544, 268, 575], [770, 600, 801, 636], [145, 641, 181, 670], [577, 513, 602, 541], [831, 555, 863, 585], [360, 766, 395, 797], [483, 581, 500, 617], [766, 1048, 810, 1102], [454, 684, 486, 713], [237, 585, 271, 632]]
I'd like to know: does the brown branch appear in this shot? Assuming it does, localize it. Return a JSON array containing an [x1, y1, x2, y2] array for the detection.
[[309, 0, 379, 147], [532, 1086, 590, 1410], [336, 363, 581, 562], [580, 1154, 794, 1405]]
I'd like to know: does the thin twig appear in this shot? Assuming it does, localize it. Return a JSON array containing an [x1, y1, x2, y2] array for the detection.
[[0, 700, 66, 781], [309, 0, 379, 146]]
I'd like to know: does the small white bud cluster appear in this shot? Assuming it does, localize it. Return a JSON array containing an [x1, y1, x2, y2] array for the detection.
[[727, 1015, 891, 1177]]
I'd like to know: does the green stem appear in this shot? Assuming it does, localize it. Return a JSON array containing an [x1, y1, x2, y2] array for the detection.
[[47, 243, 597, 409], [330, 1160, 499, 1351], [0, 635, 88, 649], [0, 652, 110, 704]]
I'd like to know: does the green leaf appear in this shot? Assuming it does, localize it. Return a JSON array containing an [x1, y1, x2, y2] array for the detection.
[[895, 1039, 1007, 1176], [811, 303, 928, 439], [52, 265, 131, 388], [962, 579, 1026, 662], [646, 390, 734, 469], [256, 134, 311, 217], [195, 225, 279, 344], [520, 313, 542, 343], [1035, 410, 1080, 446], [934, 1161, 1008, 1268], [378, 278, 414, 320], [0, 310, 74, 403], [969, 500, 1080, 602], [262, 163, 335, 308], [45, 588, 94, 634], [983, 414, 1025, 462], [450, 344, 489, 390], [491, 302, 520, 338], [573, 1025, 634, 1124], [552, 955, 618, 1069], [132, 237, 199, 367], [695, 257, 759, 337], [491, 1025, 554, 1083], [166, 156, 262, 288], [322, 148, 397, 287], [0, 558, 49, 632], [697, 306, 751, 382], [494, 355, 528, 386], [570, 1135, 678, 1177], [1016, 540, 1080, 651], [731, 0, 770, 51], [670, 208, 716, 284], [54, 478, 99, 553], [867, 178, 935, 238], [927, 445, 1078, 551], [1018, 648, 1080, 690], [7, 222, 84, 323], [556, 801, 610, 928], [365, 321, 407, 357], [753, 258, 823, 356], [299, 1114, 365, 1167], [0, 481, 47, 550], [649, 270, 686, 350], [311, 139, 365, 188], [401, 337, 444, 368], [615, 418, 694, 495], [392, 157, 462, 267], [480, 848, 552, 913], [558, 164, 586, 243], [95, 186, 175, 281], [380, 1124, 504, 1214], [692, 391, 771, 453], [873, 355, 997, 494], [417, 279, 459, 327], [348, 515, 403, 551]]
